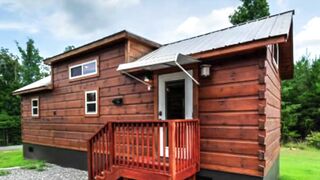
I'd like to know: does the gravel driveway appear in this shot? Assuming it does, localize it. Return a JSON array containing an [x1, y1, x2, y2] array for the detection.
[[0, 164, 87, 180]]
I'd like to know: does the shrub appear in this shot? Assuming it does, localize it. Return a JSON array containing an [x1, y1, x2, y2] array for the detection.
[[0, 170, 10, 176], [21, 161, 46, 171], [282, 141, 309, 150], [306, 131, 320, 149]]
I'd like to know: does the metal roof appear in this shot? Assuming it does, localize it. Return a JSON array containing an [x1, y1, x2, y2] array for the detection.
[[118, 10, 294, 71], [13, 76, 52, 95], [118, 53, 199, 71]]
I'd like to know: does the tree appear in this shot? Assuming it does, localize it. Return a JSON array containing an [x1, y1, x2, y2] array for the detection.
[[0, 48, 21, 115], [0, 48, 22, 145], [229, 0, 270, 25], [282, 55, 320, 141], [64, 45, 75, 52], [16, 39, 48, 85]]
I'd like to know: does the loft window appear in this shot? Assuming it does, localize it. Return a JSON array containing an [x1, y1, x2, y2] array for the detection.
[[31, 98, 39, 117], [85, 90, 98, 115], [272, 44, 279, 68], [69, 60, 97, 79]]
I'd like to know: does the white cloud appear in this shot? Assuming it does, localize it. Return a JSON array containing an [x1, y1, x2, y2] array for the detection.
[[175, 7, 234, 38], [0, 22, 38, 33], [276, 0, 285, 5], [295, 17, 320, 58], [103, 0, 140, 8], [0, 0, 141, 40]]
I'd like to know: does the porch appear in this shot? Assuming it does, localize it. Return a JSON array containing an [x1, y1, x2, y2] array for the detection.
[[87, 119, 200, 180]]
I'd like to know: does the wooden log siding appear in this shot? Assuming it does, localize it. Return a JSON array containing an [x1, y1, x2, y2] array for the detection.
[[21, 42, 155, 151], [21, 40, 280, 178], [262, 46, 281, 175], [198, 50, 267, 177]]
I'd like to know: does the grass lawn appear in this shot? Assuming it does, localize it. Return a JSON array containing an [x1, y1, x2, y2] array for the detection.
[[280, 147, 320, 180], [0, 149, 45, 171]]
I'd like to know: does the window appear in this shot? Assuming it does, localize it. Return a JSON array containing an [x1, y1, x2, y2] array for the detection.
[[85, 90, 98, 115], [272, 44, 279, 68], [31, 98, 39, 117], [69, 60, 97, 79]]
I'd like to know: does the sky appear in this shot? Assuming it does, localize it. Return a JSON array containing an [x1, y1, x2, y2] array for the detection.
[[0, 0, 319, 60]]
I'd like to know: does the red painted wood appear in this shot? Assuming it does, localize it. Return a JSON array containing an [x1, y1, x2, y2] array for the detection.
[[87, 119, 199, 180]]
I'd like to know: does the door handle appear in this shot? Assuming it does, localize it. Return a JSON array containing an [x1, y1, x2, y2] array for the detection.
[[158, 111, 162, 120]]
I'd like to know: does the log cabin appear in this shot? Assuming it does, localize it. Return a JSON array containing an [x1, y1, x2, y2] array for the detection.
[[13, 10, 294, 180]]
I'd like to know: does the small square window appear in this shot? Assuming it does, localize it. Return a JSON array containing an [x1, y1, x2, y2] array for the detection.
[[85, 91, 98, 115], [31, 98, 39, 117]]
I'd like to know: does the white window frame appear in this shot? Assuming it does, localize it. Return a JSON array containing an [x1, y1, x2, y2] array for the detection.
[[85, 90, 98, 115], [272, 44, 279, 69], [69, 59, 97, 79], [31, 98, 39, 117]]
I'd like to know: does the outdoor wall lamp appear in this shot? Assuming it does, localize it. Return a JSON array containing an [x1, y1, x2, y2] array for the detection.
[[200, 64, 211, 77]]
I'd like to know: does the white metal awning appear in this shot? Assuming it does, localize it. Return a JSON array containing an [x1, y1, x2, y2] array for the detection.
[[117, 53, 199, 71], [117, 53, 200, 85]]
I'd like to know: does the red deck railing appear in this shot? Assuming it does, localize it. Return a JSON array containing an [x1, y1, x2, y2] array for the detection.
[[87, 119, 200, 180]]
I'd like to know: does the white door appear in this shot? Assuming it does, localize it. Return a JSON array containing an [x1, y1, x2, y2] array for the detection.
[[158, 70, 193, 156]]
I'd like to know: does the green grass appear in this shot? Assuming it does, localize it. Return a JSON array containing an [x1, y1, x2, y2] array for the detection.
[[0, 149, 46, 171], [281, 146, 320, 180]]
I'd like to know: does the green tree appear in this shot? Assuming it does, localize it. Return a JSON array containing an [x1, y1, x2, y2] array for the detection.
[[64, 45, 75, 52], [0, 48, 22, 145], [16, 39, 48, 85], [0, 48, 21, 115], [282, 55, 320, 141], [229, 0, 270, 25]]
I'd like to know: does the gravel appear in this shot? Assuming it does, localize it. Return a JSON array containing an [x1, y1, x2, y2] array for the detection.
[[0, 164, 87, 180]]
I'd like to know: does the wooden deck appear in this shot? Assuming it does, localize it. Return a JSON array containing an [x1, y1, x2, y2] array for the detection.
[[87, 119, 200, 180]]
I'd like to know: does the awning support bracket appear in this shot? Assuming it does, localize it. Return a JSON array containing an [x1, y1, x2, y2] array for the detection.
[[121, 71, 152, 90], [174, 59, 200, 85]]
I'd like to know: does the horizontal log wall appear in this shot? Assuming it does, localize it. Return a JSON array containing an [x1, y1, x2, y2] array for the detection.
[[21, 42, 155, 151], [198, 50, 266, 177], [263, 46, 281, 176]]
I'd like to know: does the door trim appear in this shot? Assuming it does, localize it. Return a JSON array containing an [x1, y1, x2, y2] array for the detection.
[[158, 70, 193, 120], [158, 70, 193, 156]]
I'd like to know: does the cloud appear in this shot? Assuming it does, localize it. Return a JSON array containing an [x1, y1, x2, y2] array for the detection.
[[0, 22, 38, 33], [295, 17, 320, 58], [175, 7, 234, 39], [0, 0, 141, 40]]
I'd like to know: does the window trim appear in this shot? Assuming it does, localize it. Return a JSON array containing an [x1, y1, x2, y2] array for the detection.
[[31, 98, 39, 117], [272, 44, 279, 69], [69, 59, 97, 80], [85, 90, 98, 115]]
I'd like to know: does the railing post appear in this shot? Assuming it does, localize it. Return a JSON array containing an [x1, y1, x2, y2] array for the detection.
[[197, 120, 200, 170], [169, 121, 176, 180], [109, 122, 114, 168], [87, 140, 93, 180]]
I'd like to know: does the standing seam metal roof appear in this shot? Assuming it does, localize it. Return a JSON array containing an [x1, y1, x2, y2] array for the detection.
[[117, 10, 294, 71]]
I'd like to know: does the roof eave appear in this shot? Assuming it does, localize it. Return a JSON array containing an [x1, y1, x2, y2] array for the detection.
[[12, 85, 53, 95], [191, 35, 288, 59], [44, 30, 161, 65]]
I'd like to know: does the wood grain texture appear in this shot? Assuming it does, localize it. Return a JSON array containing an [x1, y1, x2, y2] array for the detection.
[[261, 46, 281, 176], [21, 42, 155, 151], [198, 49, 266, 177]]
